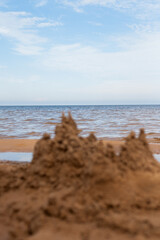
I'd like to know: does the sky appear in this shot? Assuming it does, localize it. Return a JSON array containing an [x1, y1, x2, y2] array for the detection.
[[0, 0, 160, 105]]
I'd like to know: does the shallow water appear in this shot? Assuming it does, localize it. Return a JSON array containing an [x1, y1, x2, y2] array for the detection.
[[1, 105, 160, 139], [154, 154, 160, 162], [0, 152, 159, 163], [0, 152, 33, 162]]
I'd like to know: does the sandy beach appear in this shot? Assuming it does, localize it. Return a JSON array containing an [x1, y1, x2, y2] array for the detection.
[[1, 114, 160, 240], [0, 139, 37, 152], [0, 138, 160, 154]]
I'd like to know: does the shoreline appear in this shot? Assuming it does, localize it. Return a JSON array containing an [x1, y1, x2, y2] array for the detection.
[[0, 138, 160, 154]]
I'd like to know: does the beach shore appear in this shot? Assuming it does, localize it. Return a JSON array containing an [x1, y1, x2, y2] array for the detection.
[[0, 138, 160, 154], [0, 139, 37, 152]]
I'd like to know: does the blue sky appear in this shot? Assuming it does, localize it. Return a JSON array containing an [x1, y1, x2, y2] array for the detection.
[[1, 0, 160, 105]]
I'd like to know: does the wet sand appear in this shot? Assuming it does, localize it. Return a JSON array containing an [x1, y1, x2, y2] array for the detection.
[[0, 139, 37, 152], [0, 138, 160, 154]]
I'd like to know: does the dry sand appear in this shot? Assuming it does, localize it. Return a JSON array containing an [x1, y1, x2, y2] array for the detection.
[[1, 114, 160, 240]]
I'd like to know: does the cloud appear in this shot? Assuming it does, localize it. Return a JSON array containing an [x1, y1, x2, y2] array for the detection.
[[62, 0, 160, 19], [34, 30, 160, 102], [35, 0, 48, 7], [40, 30, 160, 83], [14, 45, 44, 56], [37, 21, 63, 27], [0, 11, 62, 55], [62, 0, 159, 9]]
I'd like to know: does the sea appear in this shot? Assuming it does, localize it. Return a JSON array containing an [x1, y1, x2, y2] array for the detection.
[[0, 105, 160, 140]]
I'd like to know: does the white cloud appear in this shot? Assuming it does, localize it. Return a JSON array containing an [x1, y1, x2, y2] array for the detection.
[[62, 0, 159, 9], [35, 0, 48, 7], [35, 31, 160, 102], [37, 21, 63, 27], [128, 22, 160, 34], [14, 45, 44, 56], [0, 11, 45, 55], [0, 11, 62, 55], [41, 31, 160, 83], [62, 0, 160, 19]]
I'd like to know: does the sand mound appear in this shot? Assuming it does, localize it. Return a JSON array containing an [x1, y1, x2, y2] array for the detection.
[[30, 113, 159, 188], [1, 113, 160, 240]]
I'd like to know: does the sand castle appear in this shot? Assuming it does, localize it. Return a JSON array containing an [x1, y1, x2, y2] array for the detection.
[[1, 113, 160, 240]]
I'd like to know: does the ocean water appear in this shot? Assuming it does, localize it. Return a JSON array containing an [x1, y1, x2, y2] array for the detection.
[[0, 105, 160, 140]]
